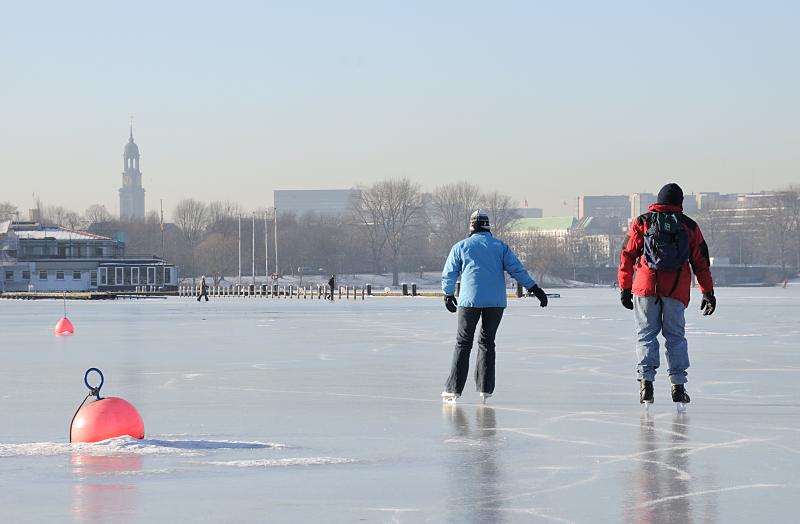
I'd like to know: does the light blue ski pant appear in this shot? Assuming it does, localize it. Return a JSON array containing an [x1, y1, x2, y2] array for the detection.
[[634, 295, 689, 385]]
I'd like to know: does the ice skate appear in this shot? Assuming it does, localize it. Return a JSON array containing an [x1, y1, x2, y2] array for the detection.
[[671, 384, 690, 413], [479, 392, 492, 404], [639, 380, 654, 410], [441, 391, 459, 404]]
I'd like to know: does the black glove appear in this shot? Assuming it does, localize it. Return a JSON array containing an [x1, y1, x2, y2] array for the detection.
[[620, 288, 633, 310], [444, 294, 458, 313], [701, 290, 716, 316], [527, 285, 548, 307]]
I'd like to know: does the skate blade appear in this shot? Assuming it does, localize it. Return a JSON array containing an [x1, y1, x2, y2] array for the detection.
[[675, 402, 687, 413], [642, 401, 653, 411], [441, 392, 458, 404]]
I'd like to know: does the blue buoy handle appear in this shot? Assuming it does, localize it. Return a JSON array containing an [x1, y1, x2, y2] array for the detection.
[[84, 368, 104, 400]]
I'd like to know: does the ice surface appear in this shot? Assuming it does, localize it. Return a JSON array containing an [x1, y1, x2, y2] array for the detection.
[[1, 288, 798, 523]]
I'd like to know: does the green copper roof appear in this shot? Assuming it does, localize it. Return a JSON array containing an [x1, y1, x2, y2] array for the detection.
[[508, 217, 577, 232]]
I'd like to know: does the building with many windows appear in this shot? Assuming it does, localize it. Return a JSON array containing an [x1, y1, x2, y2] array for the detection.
[[0, 221, 176, 292]]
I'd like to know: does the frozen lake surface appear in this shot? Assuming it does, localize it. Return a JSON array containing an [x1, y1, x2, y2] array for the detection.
[[1, 288, 798, 523]]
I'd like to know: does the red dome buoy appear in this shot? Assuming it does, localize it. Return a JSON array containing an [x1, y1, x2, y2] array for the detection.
[[69, 368, 144, 443], [55, 317, 74, 336], [70, 397, 144, 443]]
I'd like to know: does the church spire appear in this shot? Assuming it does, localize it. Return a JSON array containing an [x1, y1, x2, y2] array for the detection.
[[120, 116, 145, 220]]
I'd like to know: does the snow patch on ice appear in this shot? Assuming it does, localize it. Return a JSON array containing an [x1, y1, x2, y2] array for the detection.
[[203, 457, 358, 468], [0, 437, 287, 458], [444, 437, 491, 447]]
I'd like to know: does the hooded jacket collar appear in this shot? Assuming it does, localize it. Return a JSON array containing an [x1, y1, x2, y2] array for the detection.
[[648, 203, 683, 213]]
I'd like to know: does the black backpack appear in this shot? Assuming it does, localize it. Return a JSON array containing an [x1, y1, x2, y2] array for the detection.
[[642, 212, 689, 297], [643, 212, 689, 271]]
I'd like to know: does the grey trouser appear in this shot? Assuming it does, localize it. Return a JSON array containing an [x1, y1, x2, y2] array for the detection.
[[445, 307, 505, 395], [634, 295, 689, 384]]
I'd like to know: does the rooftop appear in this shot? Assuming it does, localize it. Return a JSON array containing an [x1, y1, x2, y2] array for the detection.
[[12, 226, 112, 241], [508, 216, 577, 232]]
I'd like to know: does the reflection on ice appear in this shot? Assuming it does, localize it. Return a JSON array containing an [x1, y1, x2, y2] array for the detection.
[[443, 405, 504, 523], [71, 453, 142, 524], [625, 414, 696, 523]]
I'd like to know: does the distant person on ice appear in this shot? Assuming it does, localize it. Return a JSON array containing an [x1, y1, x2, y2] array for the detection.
[[441, 210, 548, 404], [197, 275, 209, 302], [328, 274, 335, 301], [618, 183, 716, 409]]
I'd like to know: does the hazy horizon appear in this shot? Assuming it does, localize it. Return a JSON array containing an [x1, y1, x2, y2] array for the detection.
[[2, 1, 798, 218]]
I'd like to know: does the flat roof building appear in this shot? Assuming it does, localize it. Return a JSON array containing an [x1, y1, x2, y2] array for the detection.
[[274, 189, 360, 216], [0, 221, 176, 292], [578, 195, 629, 220]]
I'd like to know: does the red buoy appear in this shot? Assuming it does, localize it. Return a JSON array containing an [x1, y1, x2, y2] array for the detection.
[[55, 317, 75, 336], [70, 397, 145, 443]]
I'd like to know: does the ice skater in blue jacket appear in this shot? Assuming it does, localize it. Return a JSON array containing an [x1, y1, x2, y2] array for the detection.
[[441, 210, 548, 403]]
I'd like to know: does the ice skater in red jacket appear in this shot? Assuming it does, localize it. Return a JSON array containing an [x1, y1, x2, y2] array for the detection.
[[618, 183, 716, 409]]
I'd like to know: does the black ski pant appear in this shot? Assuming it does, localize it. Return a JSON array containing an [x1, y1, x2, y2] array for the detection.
[[197, 290, 208, 302], [444, 307, 504, 396]]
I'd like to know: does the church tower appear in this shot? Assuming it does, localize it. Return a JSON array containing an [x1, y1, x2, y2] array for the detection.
[[119, 120, 146, 220]]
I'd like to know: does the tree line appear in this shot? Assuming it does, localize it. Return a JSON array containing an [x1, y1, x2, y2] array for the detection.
[[3, 184, 797, 286], [0, 180, 520, 286]]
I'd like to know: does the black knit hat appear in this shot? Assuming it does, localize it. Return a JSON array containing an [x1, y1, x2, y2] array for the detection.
[[657, 183, 684, 206]]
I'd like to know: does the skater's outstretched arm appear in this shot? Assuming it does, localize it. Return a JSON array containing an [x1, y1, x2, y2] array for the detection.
[[618, 219, 644, 290], [688, 226, 714, 294], [441, 244, 462, 296], [501, 243, 535, 289], [688, 224, 715, 315]]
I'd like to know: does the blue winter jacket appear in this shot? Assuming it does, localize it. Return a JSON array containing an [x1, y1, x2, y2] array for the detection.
[[441, 232, 536, 308]]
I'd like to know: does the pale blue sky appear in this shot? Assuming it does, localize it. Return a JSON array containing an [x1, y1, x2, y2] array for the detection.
[[1, 1, 798, 217]]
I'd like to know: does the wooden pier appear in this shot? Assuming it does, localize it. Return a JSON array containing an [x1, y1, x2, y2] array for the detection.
[[176, 282, 560, 300], [0, 291, 175, 300]]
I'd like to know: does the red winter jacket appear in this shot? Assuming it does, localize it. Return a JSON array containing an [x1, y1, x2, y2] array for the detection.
[[618, 203, 714, 307]]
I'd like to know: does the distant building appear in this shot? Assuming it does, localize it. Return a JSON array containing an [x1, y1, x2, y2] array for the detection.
[[0, 221, 176, 292], [119, 123, 145, 220], [578, 195, 629, 220], [274, 189, 360, 216], [505, 216, 624, 268], [507, 216, 577, 236], [630, 193, 657, 217]]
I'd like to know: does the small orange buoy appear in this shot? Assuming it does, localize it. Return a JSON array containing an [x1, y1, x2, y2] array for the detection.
[[55, 317, 74, 336], [69, 368, 144, 443], [71, 397, 145, 443]]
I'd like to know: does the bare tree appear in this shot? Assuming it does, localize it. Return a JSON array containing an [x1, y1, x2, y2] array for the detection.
[[784, 186, 800, 272], [766, 191, 798, 277], [358, 178, 423, 285], [84, 204, 112, 227], [196, 232, 238, 285], [482, 191, 520, 240], [173, 198, 210, 284], [351, 188, 388, 275], [39, 205, 85, 229], [0, 202, 18, 221], [518, 232, 566, 285], [428, 182, 482, 251], [207, 200, 244, 235]]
